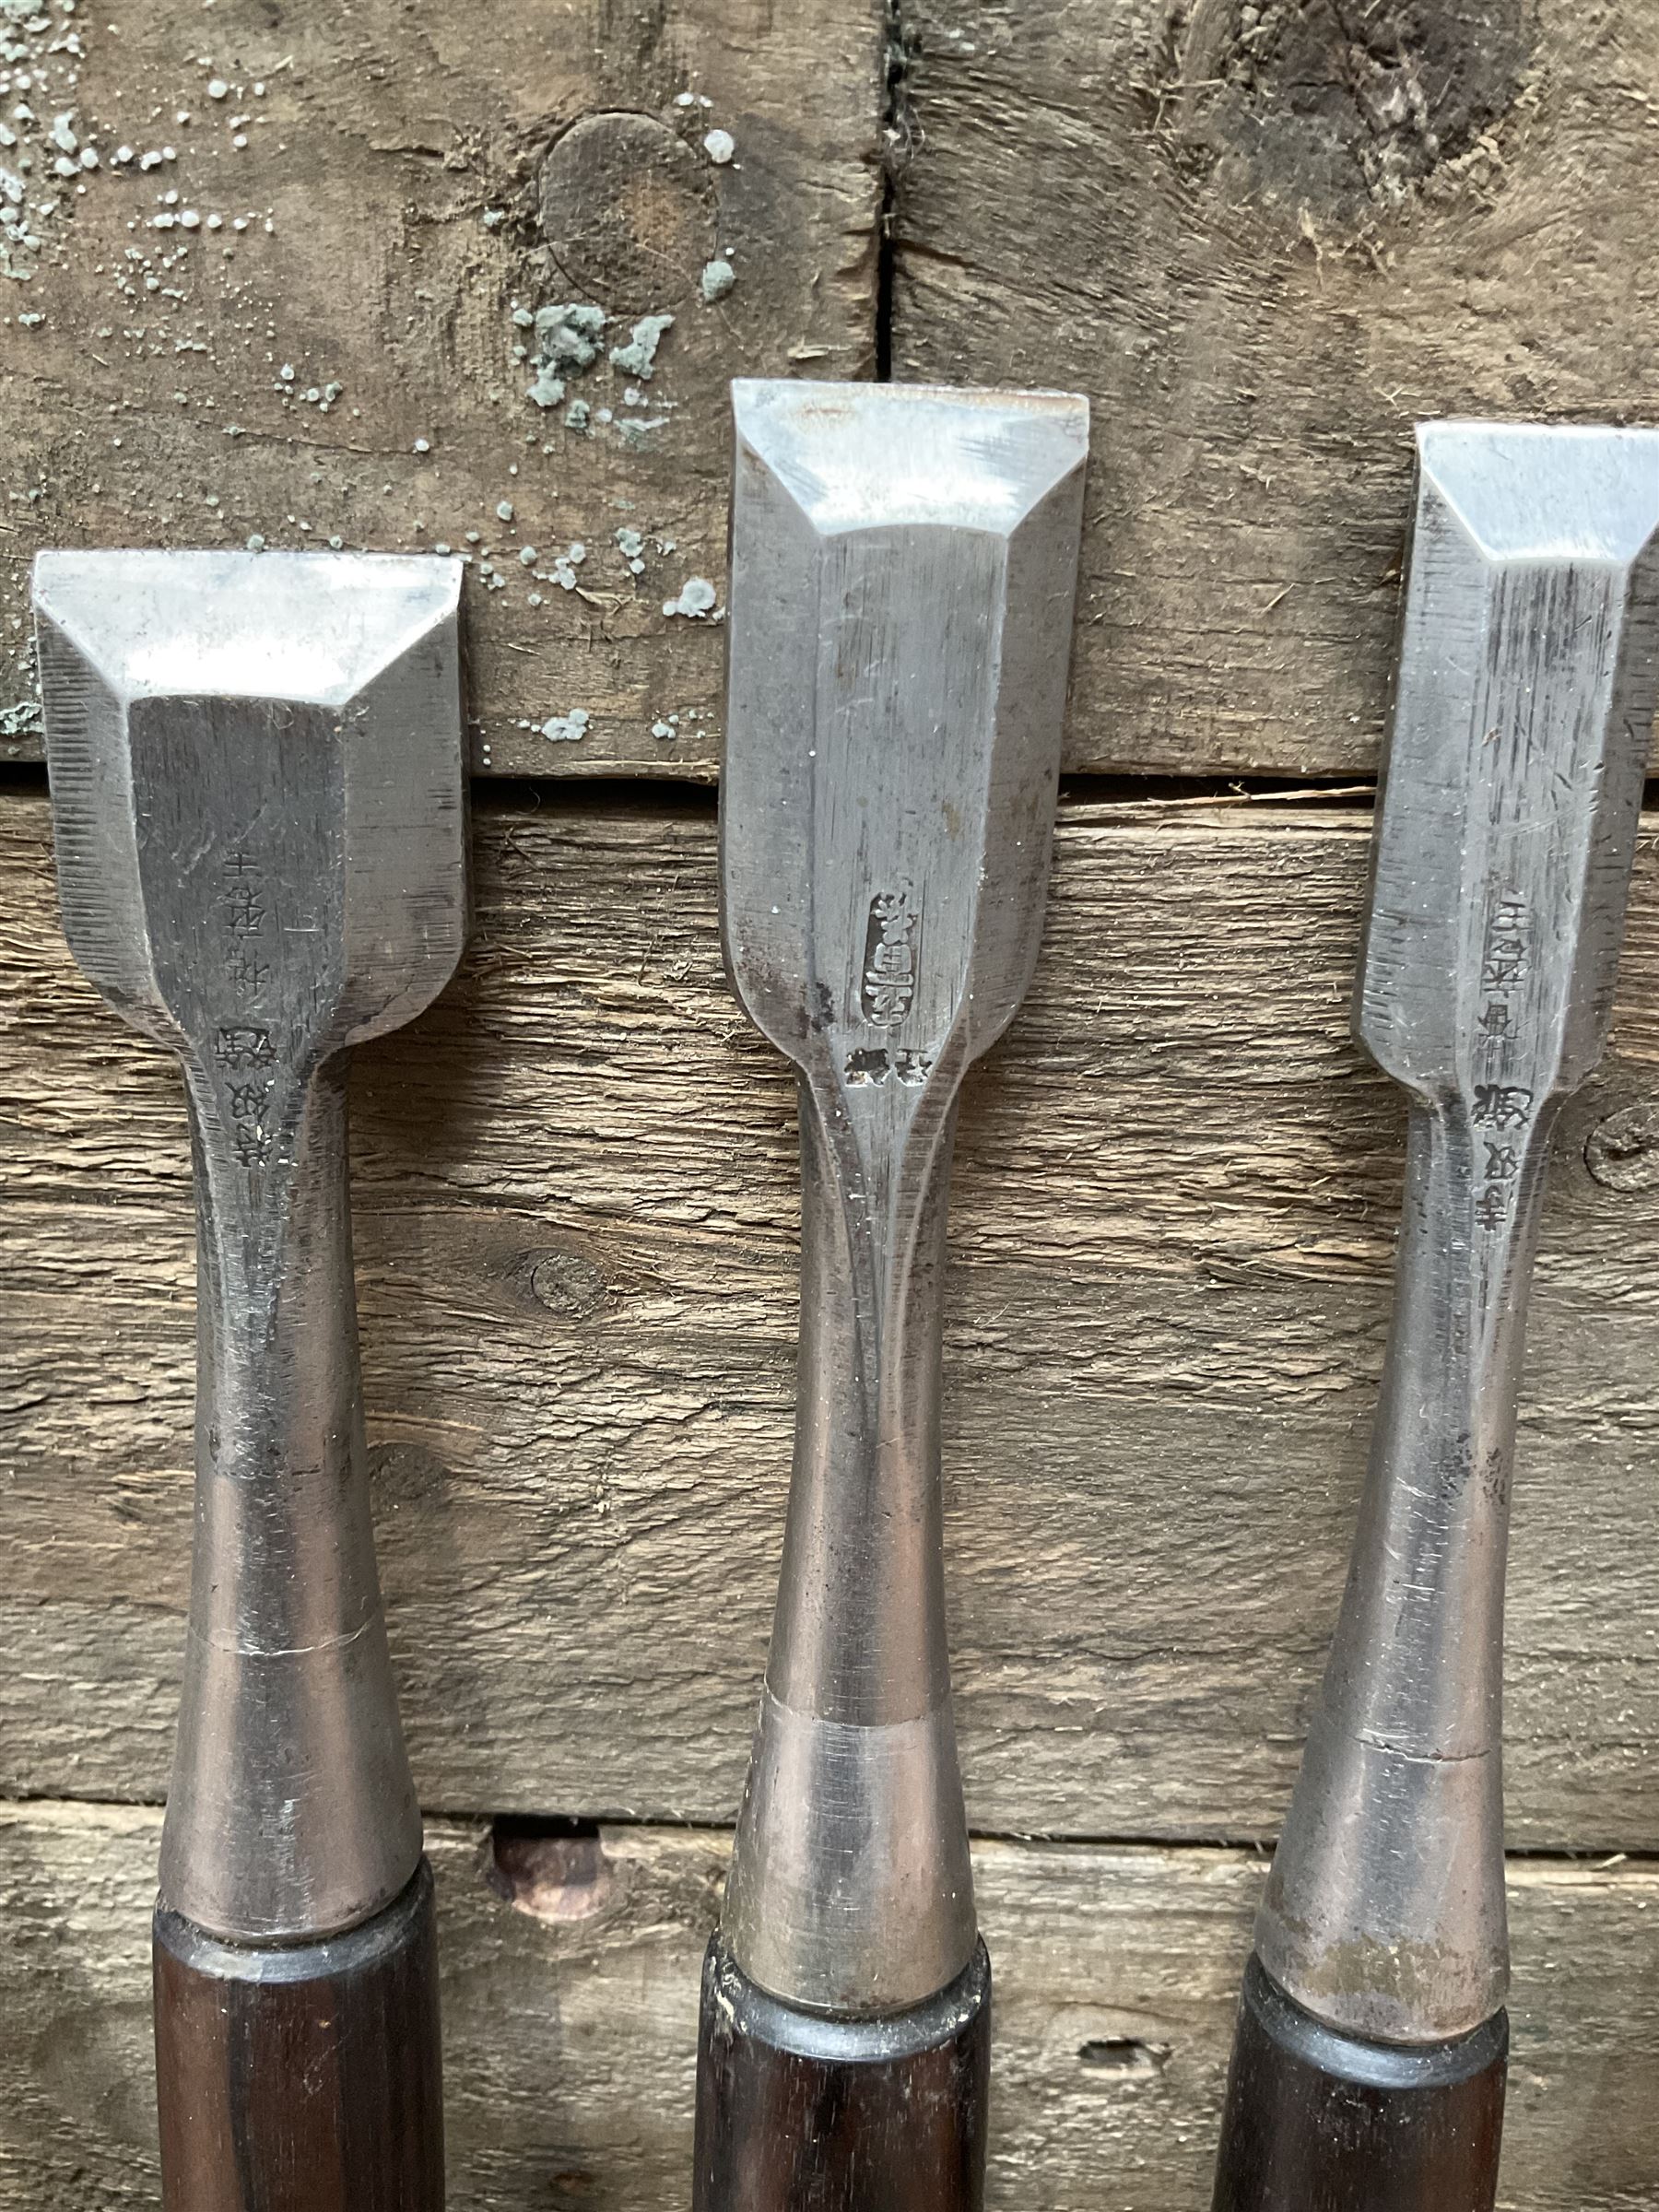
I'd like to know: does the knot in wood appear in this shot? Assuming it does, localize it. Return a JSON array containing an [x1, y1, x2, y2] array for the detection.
[[530, 1249, 608, 1319], [540, 112, 717, 316], [1584, 1099, 1659, 1194]]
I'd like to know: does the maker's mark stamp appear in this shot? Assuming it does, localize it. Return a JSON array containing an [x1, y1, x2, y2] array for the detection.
[[862, 888, 920, 1029]]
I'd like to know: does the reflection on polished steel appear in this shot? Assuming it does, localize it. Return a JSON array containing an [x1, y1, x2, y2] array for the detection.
[[718, 381, 1088, 2016], [36, 550, 466, 1943], [1257, 424, 1659, 2045]]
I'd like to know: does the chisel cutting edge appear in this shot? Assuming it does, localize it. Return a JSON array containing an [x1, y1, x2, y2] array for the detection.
[[1211, 422, 1659, 2212], [695, 379, 1088, 2212], [35, 549, 466, 2212]]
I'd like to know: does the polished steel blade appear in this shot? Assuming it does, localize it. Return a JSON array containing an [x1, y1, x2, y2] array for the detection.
[[718, 380, 1088, 2014], [36, 548, 466, 1942], [1257, 423, 1659, 2043]]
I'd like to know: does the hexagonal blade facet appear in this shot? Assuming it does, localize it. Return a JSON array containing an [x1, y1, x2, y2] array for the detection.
[[722, 380, 1089, 1082], [1359, 422, 1659, 1106]]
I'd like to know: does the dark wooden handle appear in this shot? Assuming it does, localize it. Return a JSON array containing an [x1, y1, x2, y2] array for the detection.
[[1210, 1953, 1507, 2212], [153, 1857, 443, 2212], [693, 1930, 991, 2212]]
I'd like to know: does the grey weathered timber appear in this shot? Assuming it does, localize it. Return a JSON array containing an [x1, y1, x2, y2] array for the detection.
[[2, 1801, 1656, 2212], [890, 0, 1659, 777], [0, 0, 885, 779], [6, 791, 1659, 1846]]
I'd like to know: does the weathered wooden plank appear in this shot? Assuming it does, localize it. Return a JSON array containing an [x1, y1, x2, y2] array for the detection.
[[6, 789, 1659, 1844], [889, 0, 1659, 776], [2, 1800, 1654, 2210], [0, 0, 883, 778]]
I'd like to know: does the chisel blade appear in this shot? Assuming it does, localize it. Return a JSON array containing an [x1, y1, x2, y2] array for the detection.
[[696, 376, 1088, 2212], [1359, 421, 1659, 1111], [1258, 421, 1659, 2053], [722, 378, 1089, 1094], [35, 546, 465, 1938], [1211, 422, 1659, 2212]]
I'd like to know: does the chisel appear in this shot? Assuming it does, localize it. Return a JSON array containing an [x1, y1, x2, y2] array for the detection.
[[1211, 422, 1659, 2212], [35, 549, 467, 2212], [693, 380, 1088, 2212]]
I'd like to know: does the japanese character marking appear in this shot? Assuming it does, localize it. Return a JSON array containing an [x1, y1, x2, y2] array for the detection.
[[232, 1123, 273, 1169], [224, 889, 266, 938], [227, 951, 269, 994], [861, 890, 920, 1029], [216, 1026, 276, 1070], [1475, 1186, 1511, 1230], [228, 1080, 271, 1121], [1472, 1084, 1534, 1131]]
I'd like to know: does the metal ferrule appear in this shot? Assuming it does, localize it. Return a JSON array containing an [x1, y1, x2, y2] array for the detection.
[[723, 1062, 977, 2018], [159, 1059, 422, 1944], [1256, 1094, 1550, 2043]]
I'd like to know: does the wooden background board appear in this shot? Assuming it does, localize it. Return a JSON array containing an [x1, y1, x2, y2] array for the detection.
[[8, 786, 1659, 1849], [3, 1800, 1655, 2211], [890, 0, 1659, 776], [0, 0, 884, 779], [7, 2, 1659, 780]]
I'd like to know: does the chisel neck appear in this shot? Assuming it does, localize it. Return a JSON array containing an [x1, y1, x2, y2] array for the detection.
[[722, 1062, 977, 2017], [1256, 1088, 1556, 2044], [158, 1053, 421, 1945]]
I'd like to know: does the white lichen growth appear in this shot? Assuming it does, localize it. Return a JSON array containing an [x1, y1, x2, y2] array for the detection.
[[608, 311, 673, 379], [550, 542, 587, 591], [663, 576, 718, 619], [702, 127, 735, 164], [524, 300, 606, 409], [541, 708, 591, 744], [700, 257, 735, 302]]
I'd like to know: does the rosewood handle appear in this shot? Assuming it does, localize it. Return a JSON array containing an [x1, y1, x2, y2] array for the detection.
[[154, 1858, 444, 2212], [1210, 1955, 1506, 2212], [693, 1931, 991, 2212]]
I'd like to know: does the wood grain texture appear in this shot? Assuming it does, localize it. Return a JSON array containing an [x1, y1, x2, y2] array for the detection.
[[0, 0, 883, 779], [692, 1935, 992, 2212], [1209, 1959, 1507, 2212], [6, 789, 1659, 1846], [152, 1866, 444, 2212], [888, 0, 1659, 775], [2, 1801, 1656, 2211]]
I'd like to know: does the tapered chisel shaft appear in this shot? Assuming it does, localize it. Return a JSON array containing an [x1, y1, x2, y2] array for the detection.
[[695, 380, 1088, 2212], [35, 551, 467, 2212], [1211, 423, 1659, 2212]]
